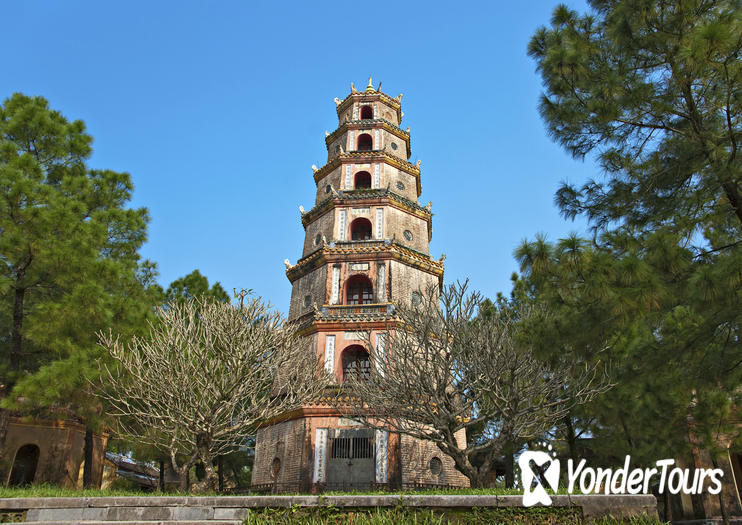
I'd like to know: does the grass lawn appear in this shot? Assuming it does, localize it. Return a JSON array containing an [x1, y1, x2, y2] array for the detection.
[[0, 485, 556, 498]]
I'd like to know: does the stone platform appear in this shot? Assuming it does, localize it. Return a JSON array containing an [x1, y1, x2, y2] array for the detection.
[[0, 494, 658, 523]]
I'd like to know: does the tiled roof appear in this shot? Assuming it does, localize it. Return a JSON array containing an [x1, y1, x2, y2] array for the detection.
[[313, 152, 422, 197], [301, 188, 431, 228], [286, 240, 444, 283], [325, 119, 411, 158], [335, 91, 402, 122]]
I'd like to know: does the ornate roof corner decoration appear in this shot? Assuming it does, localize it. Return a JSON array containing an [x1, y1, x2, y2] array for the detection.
[[365, 76, 375, 93], [334, 84, 403, 123]]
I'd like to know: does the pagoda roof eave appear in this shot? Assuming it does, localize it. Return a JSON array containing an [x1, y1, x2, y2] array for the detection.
[[325, 119, 411, 159], [301, 189, 432, 237], [335, 91, 403, 123], [286, 240, 444, 284], [314, 152, 422, 198]]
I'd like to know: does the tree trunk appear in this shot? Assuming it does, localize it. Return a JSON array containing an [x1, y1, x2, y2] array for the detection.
[[217, 455, 223, 493], [663, 490, 673, 522], [194, 448, 218, 493], [710, 456, 730, 525], [0, 409, 9, 466], [11, 287, 25, 372], [82, 429, 94, 488], [504, 449, 515, 489], [159, 461, 165, 492], [564, 416, 577, 462]]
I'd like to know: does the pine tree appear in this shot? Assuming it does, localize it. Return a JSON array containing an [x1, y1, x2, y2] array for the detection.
[[523, 0, 742, 470], [0, 93, 158, 423]]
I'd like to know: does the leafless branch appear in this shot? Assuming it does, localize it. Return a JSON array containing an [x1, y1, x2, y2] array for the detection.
[[94, 293, 326, 491], [333, 281, 611, 487]]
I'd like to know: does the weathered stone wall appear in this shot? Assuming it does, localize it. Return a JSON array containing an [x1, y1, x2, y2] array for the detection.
[[0, 418, 106, 488], [252, 419, 308, 488], [389, 260, 439, 305], [400, 433, 469, 487], [288, 266, 328, 320], [301, 209, 334, 257], [384, 206, 429, 253], [313, 166, 342, 203], [1, 494, 659, 523]]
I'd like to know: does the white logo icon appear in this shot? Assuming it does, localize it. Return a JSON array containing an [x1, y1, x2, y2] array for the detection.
[[519, 450, 560, 506]]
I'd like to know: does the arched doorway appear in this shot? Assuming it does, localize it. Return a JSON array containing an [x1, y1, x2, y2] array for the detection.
[[350, 218, 372, 240], [354, 171, 371, 189], [360, 105, 373, 119], [8, 444, 40, 486], [341, 345, 371, 382], [345, 274, 373, 304], [357, 134, 373, 151]]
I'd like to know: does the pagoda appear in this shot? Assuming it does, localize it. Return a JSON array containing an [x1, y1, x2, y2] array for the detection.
[[251, 79, 468, 491]]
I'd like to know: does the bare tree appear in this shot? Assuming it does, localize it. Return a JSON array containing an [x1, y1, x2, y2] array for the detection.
[[335, 281, 611, 488], [96, 292, 325, 491]]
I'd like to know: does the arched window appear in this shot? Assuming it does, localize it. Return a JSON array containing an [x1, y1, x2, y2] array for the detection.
[[360, 105, 373, 119], [345, 274, 373, 304], [342, 345, 371, 381], [350, 218, 372, 241], [8, 444, 39, 486], [357, 133, 373, 151], [354, 171, 371, 189]]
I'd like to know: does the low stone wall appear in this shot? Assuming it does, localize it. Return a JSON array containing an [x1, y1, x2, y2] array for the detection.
[[0, 494, 657, 523]]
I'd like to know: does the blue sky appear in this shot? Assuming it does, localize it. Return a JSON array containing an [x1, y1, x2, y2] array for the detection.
[[2, 0, 598, 313]]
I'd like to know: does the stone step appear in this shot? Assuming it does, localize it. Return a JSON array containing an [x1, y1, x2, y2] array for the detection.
[[18, 522, 242, 525]]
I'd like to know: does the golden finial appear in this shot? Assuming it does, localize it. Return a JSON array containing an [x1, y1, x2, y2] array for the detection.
[[365, 76, 375, 93]]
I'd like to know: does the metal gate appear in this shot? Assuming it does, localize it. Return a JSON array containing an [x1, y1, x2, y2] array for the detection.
[[326, 428, 375, 490]]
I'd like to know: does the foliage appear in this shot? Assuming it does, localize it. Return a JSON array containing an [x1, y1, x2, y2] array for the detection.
[[164, 269, 229, 304], [95, 293, 326, 492], [528, 0, 741, 237], [0, 93, 158, 424], [524, 0, 742, 467]]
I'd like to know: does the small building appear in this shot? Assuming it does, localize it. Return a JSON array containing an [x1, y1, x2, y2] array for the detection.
[[0, 410, 107, 488]]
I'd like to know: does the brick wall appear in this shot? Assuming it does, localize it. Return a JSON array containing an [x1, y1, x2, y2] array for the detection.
[[400, 433, 469, 487], [288, 266, 328, 320], [252, 419, 308, 487], [389, 261, 439, 305]]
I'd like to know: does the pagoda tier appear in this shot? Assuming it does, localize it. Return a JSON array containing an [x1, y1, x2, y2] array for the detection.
[[251, 80, 467, 493]]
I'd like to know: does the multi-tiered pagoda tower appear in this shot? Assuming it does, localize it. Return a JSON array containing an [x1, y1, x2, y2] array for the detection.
[[252, 79, 468, 491]]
